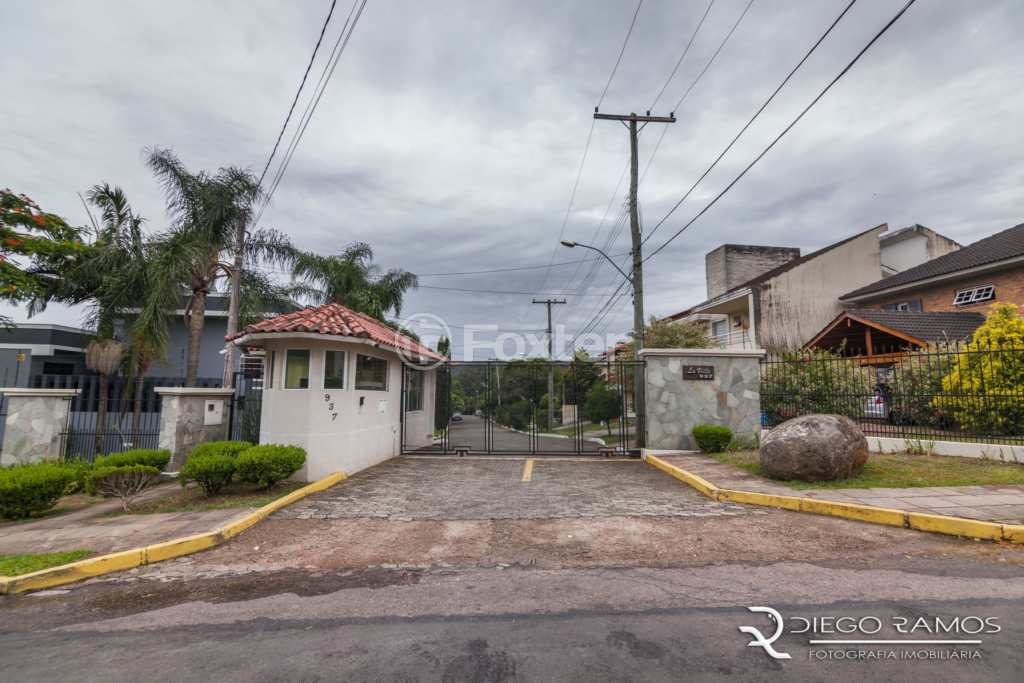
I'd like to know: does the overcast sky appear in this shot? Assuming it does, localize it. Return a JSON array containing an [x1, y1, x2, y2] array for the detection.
[[3, 0, 1023, 359]]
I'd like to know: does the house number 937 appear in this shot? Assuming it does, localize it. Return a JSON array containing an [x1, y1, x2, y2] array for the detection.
[[324, 394, 337, 420]]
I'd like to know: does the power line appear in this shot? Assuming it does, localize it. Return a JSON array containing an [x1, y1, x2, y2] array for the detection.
[[255, 0, 367, 226], [641, 0, 857, 246], [639, 0, 755, 186], [596, 0, 645, 110], [258, 0, 339, 189], [645, 0, 917, 263], [419, 284, 631, 296], [671, 0, 755, 114], [648, 0, 716, 112], [414, 253, 630, 277]]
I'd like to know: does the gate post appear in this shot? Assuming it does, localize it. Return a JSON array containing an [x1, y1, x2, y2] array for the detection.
[[0, 388, 80, 466], [155, 387, 236, 470], [640, 348, 766, 451]]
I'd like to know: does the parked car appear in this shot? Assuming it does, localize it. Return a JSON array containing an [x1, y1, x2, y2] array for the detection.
[[475, 409, 483, 417], [863, 384, 903, 425], [451, 412, 462, 421]]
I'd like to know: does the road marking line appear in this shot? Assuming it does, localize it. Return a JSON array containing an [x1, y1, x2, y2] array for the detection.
[[522, 459, 533, 482]]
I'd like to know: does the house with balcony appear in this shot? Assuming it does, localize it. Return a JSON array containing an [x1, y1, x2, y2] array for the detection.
[[668, 223, 960, 351]]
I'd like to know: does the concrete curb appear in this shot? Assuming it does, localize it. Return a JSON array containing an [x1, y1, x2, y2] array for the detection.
[[0, 471, 348, 595], [644, 454, 1024, 545]]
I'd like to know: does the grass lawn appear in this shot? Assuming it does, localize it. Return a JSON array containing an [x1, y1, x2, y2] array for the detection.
[[0, 492, 105, 523], [0, 550, 95, 576], [707, 450, 1024, 491], [552, 418, 635, 436], [102, 481, 307, 517]]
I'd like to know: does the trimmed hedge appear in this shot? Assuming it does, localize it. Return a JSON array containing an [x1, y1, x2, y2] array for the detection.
[[94, 449, 171, 471], [0, 463, 72, 520], [235, 445, 306, 488], [180, 453, 236, 496], [89, 465, 160, 511], [692, 425, 733, 453], [189, 441, 252, 460]]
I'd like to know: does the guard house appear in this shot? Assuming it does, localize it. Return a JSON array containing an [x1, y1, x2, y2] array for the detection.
[[227, 304, 446, 481]]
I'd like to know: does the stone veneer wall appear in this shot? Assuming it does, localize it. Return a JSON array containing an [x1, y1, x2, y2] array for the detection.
[[1, 393, 75, 466], [158, 391, 232, 470], [644, 351, 763, 451]]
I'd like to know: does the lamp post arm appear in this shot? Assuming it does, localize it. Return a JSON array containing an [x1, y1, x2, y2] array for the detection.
[[574, 243, 633, 284]]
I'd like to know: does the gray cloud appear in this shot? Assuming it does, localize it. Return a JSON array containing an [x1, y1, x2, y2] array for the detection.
[[2, 0, 1022, 358]]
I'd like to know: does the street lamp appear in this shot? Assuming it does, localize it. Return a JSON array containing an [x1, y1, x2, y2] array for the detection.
[[560, 240, 633, 285]]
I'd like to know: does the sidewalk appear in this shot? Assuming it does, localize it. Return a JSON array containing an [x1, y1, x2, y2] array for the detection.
[[0, 482, 256, 556], [654, 452, 1024, 525]]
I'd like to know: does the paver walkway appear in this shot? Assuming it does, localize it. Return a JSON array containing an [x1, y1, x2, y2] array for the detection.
[[655, 451, 1024, 524], [0, 482, 255, 556], [275, 457, 768, 521]]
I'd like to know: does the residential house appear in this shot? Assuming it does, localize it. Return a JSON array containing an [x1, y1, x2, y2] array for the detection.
[[669, 223, 960, 351], [839, 222, 1024, 313]]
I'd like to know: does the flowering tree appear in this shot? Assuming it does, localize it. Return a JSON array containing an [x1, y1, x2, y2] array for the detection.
[[0, 189, 92, 327], [935, 303, 1024, 436]]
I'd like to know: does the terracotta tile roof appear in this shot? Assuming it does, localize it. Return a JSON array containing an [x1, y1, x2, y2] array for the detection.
[[226, 303, 448, 363], [841, 223, 1024, 300]]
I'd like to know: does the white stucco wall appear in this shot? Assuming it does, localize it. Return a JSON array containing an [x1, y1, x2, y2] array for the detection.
[[258, 337, 437, 481], [755, 226, 888, 350]]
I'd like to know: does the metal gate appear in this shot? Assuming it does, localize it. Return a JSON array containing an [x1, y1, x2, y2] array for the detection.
[[228, 368, 264, 444], [401, 360, 643, 456]]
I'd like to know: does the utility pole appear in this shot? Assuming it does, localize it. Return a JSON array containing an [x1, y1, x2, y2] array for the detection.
[[533, 298, 566, 431], [593, 111, 675, 449]]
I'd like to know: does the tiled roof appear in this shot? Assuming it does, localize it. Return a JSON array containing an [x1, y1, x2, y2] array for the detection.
[[842, 223, 1024, 300], [850, 309, 987, 342], [226, 303, 448, 363]]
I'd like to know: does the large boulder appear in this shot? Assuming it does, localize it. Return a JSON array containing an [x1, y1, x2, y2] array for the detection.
[[759, 414, 868, 481]]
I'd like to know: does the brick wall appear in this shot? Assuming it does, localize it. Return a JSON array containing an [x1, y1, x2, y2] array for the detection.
[[859, 268, 1024, 312]]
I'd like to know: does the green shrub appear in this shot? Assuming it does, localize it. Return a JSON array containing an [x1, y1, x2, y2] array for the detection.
[[235, 445, 306, 488], [584, 383, 623, 435], [57, 457, 94, 495], [179, 453, 236, 496], [88, 465, 159, 511], [94, 449, 171, 471], [0, 463, 72, 520], [692, 425, 733, 453], [189, 441, 252, 460]]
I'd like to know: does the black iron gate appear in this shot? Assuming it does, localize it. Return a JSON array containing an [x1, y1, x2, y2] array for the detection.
[[228, 368, 264, 443], [401, 360, 643, 456]]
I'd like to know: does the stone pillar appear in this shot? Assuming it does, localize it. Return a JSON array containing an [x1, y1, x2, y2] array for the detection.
[[641, 348, 766, 451], [155, 388, 235, 470], [0, 388, 80, 466]]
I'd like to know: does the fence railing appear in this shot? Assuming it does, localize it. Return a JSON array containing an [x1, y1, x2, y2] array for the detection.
[[760, 340, 1024, 446]]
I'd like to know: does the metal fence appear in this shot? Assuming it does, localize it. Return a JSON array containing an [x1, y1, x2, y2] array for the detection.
[[760, 340, 1024, 446], [33, 374, 223, 462]]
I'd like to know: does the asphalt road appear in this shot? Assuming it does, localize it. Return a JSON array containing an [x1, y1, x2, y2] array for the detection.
[[2, 559, 1023, 682], [427, 415, 614, 454]]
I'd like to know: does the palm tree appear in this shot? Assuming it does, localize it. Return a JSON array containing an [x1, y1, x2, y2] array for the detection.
[[291, 242, 418, 322], [28, 184, 161, 448], [84, 339, 125, 455], [140, 148, 298, 387]]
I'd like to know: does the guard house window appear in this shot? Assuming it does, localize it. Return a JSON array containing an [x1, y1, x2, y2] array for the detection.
[[323, 350, 346, 389], [406, 369, 423, 411], [953, 285, 995, 306], [284, 349, 311, 389], [355, 354, 388, 391], [268, 350, 276, 389]]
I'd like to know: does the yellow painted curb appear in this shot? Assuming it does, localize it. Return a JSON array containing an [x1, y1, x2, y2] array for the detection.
[[0, 470, 348, 596], [644, 454, 1023, 545]]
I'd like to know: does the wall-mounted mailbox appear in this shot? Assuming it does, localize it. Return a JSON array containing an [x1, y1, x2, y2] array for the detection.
[[204, 399, 224, 425], [378, 398, 387, 413]]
